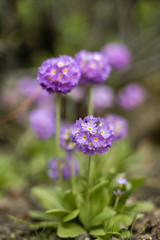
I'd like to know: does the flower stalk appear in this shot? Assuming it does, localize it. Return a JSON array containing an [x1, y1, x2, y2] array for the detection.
[[55, 94, 63, 189]]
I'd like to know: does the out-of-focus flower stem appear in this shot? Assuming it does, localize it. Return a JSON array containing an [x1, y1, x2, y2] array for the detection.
[[88, 86, 93, 116], [114, 196, 120, 210], [56, 94, 63, 189]]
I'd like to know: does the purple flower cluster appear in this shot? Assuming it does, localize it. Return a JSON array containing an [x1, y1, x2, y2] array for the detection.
[[75, 50, 111, 84], [60, 124, 76, 152], [105, 114, 128, 141], [102, 43, 131, 70], [71, 116, 114, 156], [117, 83, 146, 109], [37, 56, 80, 94], [47, 154, 79, 180], [29, 108, 55, 139], [92, 85, 114, 111]]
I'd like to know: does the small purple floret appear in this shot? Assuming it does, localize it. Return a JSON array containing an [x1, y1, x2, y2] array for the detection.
[[47, 154, 79, 180], [71, 116, 114, 156], [101, 43, 131, 70], [37, 56, 81, 94], [60, 124, 76, 152], [29, 108, 55, 139], [116, 178, 128, 185], [75, 50, 111, 84], [117, 83, 146, 109], [105, 114, 128, 141]]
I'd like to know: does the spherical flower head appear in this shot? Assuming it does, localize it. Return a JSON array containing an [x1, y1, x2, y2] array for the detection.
[[92, 85, 114, 111], [117, 83, 146, 110], [60, 124, 76, 152], [47, 154, 79, 180], [116, 178, 128, 185], [105, 114, 128, 141], [29, 108, 55, 139], [37, 56, 81, 94], [101, 43, 131, 70], [75, 50, 111, 84], [71, 116, 114, 156]]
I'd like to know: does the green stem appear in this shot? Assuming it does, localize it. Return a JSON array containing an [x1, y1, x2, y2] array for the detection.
[[56, 94, 63, 189], [70, 153, 76, 193], [86, 155, 91, 230], [88, 87, 93, 116], [114, 196, 120, 210]]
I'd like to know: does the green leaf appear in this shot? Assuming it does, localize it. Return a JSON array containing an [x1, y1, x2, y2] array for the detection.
[[45, 209, 69, 220], [89, 228, 105, 236], [105, 214, 134, 232], [29, 210, 56, 221], [63, 209, 79, 223], [57, 222, 86, 238], [89, 180, 109, 196], [129, 177, 145, 191], [31, 186, 64, 210], [64, 190, 77, 210], [121, 230, 131, 238], [90, 207, 116, 227], [133, 201, 154, 212], [77, 196, 87, 228], [9, 215, 59, 229]]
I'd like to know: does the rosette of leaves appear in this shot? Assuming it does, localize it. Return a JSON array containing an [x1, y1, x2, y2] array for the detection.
[[12, 175, 154, 239]]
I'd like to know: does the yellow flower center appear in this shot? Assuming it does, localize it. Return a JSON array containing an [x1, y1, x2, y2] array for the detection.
[[81, 123, 85, 126], [94, 137, 98, 141], [54, 80, 58, 83], [99, 122, 103, 127], [63, 68, 68, 74], [101, 130, 104, 134], [48, 76, 51, 80], [88, 127, 92, 131], [90, 63, 96, 68], [59, 74, 63, 78], [77, 129, 79, 132], [58, 62, 63, 67], [51, 69, 56, 75], [83, 136, 86, 140]]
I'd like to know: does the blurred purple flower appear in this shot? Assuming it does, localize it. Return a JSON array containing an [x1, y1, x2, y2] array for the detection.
[[116, 178, 128, 185], [105, 114, 128, 141], [17, 77, 54, 107], [47, 154, 79, 180], [68, 86, 84, 102], [102, 43, 131, 70], [29, 108, 55, 139], [117, 83, 146, 109], [92, 85, 114, 111], [60, 124, 76, 152], [75, 50, 111, 84], [37, 56, 80, 94]]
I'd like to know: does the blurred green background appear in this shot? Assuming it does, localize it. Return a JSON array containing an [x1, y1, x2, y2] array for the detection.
[[0, 0, 160, 197]]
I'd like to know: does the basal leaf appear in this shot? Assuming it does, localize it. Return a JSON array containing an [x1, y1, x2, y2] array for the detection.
[[89, 180, 109, 196], [45, 209, 69, 220], [57, 222, 86, 238], [89, 228, 105, 236], [90, 207, 116, 227], [63, 209, 79, 223]]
